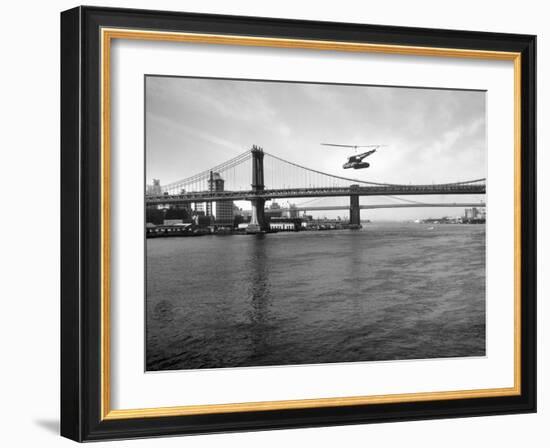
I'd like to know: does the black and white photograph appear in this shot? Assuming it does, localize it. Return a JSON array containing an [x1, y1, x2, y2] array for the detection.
[[145, 76, 487, 371], [1, 0, 543, 444]]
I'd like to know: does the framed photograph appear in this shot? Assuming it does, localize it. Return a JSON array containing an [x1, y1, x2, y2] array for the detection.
[[60, 6, 536, 441]]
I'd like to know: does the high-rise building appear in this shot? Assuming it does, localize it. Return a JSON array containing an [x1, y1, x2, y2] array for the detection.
[[283, 203, 299, 218], [194, 203, 205, 214], [463, 207, 486, 223], [171, 188, 191, 215], [146, 178, 162, 196], [208, 171, 234, 226]]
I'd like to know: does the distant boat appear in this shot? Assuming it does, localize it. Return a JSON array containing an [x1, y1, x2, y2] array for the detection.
[[427, 226, 435, 230]]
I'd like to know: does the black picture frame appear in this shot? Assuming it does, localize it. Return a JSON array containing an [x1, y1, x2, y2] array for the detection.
[[61, 5, 536, 442]]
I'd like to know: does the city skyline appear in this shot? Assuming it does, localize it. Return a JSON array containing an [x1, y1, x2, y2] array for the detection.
[[146, 76, 486, 220]]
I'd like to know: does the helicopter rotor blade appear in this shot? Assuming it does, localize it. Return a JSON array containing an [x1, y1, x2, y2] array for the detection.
[[353, 144, 387, 148], [320, 143, 358, 148], [321, 143, 387, 149]]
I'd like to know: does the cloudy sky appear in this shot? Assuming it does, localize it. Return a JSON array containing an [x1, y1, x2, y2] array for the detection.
[[146, 76, 486, 220]]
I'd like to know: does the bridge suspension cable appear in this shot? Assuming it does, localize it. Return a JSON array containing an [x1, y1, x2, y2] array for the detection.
[[161, 150, 252, 194], [157, 147, 486, 195], [263, 151, 393, 187], [263, 151, 485, 188]]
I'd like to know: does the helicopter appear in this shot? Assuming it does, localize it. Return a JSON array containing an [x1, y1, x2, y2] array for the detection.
[[321, 143, 386, 169]]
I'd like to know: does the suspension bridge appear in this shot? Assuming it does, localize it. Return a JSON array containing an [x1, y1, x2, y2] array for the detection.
[[146, 146, 486, 232]]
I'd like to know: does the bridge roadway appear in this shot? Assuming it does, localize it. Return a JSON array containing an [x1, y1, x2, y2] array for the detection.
[[265, 202, 486, 213], [146, 184, 486, 205]]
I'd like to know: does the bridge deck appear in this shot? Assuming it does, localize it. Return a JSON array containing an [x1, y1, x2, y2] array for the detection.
[[264, 203, 486, 213], [146, 184, 486, 205]]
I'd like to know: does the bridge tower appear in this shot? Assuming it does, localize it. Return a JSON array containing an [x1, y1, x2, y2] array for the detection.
[[247, 145, 267, 233], [349, 185, 361, 229]]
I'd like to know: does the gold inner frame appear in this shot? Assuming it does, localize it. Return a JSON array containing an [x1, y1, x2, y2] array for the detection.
[[100, 27, 522, 420]]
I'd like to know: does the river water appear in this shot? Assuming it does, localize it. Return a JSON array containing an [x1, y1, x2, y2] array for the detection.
[[146, 223, 486, 371]]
